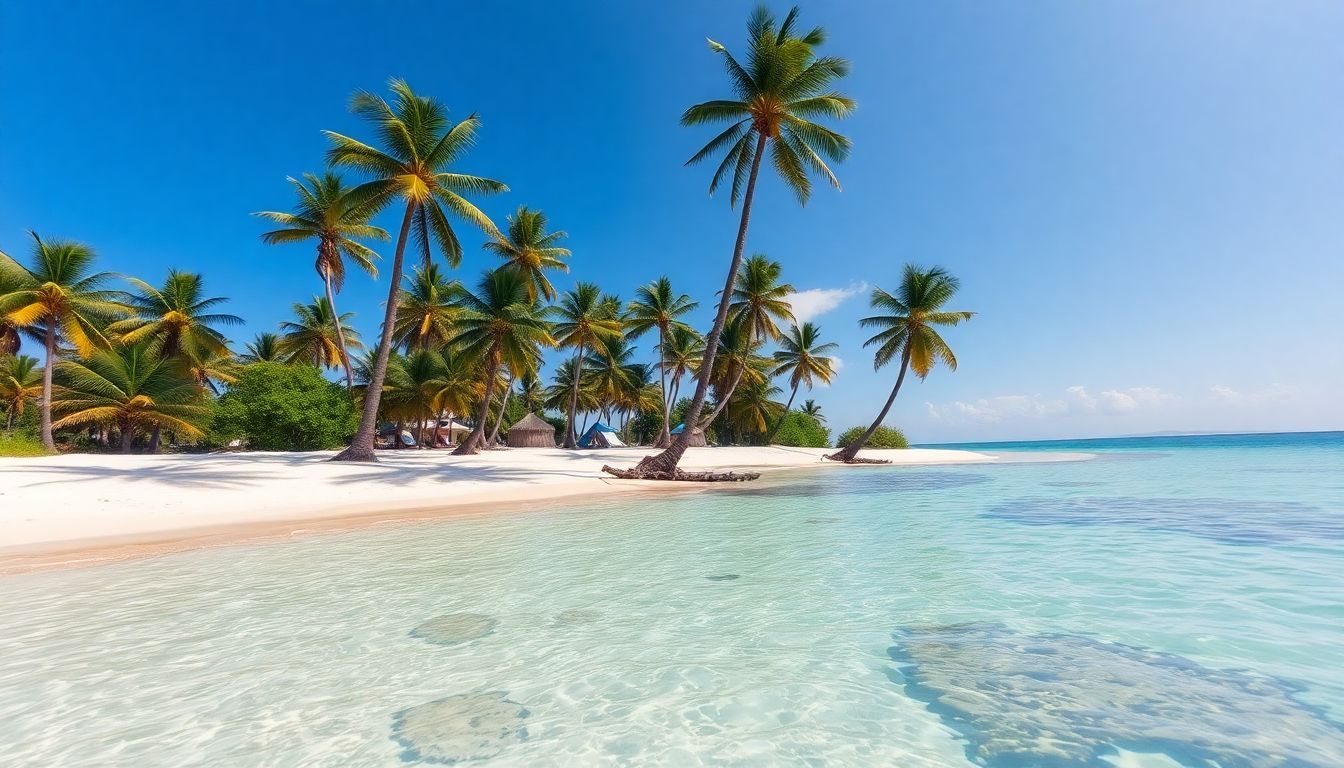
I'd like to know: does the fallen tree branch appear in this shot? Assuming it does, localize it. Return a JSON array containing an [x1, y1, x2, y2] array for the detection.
[[822, 453, 892, 464], [601, 465, 761, 482]]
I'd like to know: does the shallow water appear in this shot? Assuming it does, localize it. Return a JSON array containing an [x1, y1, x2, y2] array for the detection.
[[1, 432, 1342, 766]]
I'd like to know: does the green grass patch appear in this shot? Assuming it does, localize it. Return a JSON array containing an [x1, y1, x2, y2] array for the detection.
[[0, 433, 50, 457]]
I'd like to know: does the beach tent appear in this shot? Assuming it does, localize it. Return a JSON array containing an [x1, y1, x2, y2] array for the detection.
[[671, 423, 708, 447], [431, 419, 472, 446], [507, 413, 557, 448], [578, 422, 626, 448]]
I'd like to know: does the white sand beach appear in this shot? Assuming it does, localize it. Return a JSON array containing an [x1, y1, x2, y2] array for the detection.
[[0, 446, 992, 569]]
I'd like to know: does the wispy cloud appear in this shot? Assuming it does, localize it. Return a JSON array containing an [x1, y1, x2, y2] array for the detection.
[[925, 385, 1177, 424], [784, 282, 868, 325]]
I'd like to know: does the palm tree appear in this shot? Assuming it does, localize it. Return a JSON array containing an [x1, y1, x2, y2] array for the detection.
[[765, 322, 837, 441], [588, 336, 640, 424], [181, 345, 240, 396], [0, 354, 41, 434], [0, 266, 23, 356], [727, 378, 785, 438], [625, 277, 698, 447], [827, 265, 973, 463], [392, 263, 461, 352], [0, 233, 127, 451], [545, 359, 599, 419], [550, 283, 622, 447], [240, 332, 283, 363], [484, 206, 570, 302], [278, 297, 363, 370], [110, 270, 242, 357], [698, 315, 769, 431], [660, 325, 705, 416], [325, 79, 507, 462], [381, 350, 449, 446], [255, 172, 388, 389], [730, 254, 795, 342], [52, 343, 211, 453], [629, 6, 853, 476], [450, 270, 553, 454], [801, 398, 824, 423], [515, 371, 546, 415]]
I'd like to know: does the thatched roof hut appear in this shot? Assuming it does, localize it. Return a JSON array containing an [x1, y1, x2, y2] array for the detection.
[[671, 423, 708, 447], [507, 412, 557, 448]]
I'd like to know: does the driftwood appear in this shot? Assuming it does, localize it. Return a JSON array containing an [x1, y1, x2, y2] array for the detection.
[[822, 453, 892, 465], [601, 465, 761, 482]]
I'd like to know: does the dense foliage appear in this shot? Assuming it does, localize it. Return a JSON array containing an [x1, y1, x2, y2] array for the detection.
[[770, 412, 830, 448], [212, 363, 357, 451], [835, 425, 909, 450]]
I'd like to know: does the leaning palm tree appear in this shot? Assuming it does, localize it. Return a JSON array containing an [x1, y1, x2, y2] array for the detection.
[[0, 354, 41, 434], [240, 332, 283, 363], [255, 172, 388, 389], [660, 325, 705, 415], [325, 79, 507, 461], [625, 277, 698, 446], [765, 321, 837, 441], [109, 270, 242, 358], [623, 5, 853, 477], [278, 297, 363, 371], [392, 263, 461, 352], [484, 206, 570, 302], [550, 283, 623, 447], [698, 314, 769, 431], [0, 233, 127, 451], [730, 254, 795, 342], [52, 343, 212, 453], [451, 269, 554, 454], [826, 265, 973, 463], [800, 398, 824, 423]]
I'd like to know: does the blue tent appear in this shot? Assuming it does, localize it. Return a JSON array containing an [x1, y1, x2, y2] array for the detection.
[[578, 422, 625, 448]]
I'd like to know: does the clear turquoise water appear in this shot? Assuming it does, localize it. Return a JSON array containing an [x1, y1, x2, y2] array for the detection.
[[1, 433, 1342, 766]]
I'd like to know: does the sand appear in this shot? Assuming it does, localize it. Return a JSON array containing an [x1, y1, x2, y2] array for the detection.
[[0, 446, 993, 571]]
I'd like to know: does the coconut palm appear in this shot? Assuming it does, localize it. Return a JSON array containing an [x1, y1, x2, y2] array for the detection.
[[624, 277, 698, 446], [729, 254, 795, 342], [484, 206, 570, 302], [1, 354, 41, 434], [0, 266, 22, 356], [660, 325, 705, 415], [727, 378, 785, 437], [588, 336, 640, 423], [278, 297, 363, 370], [550, 283, 623, 447], [325, 79, 507, 461], [629, 6, 853, 475], [765, 322, 837, 441], [515, 371, 546, 415], [381, 350, 449, 446], [698, 315, 770, 431], [52, 343, 211, 453], [392, 263, 461, 352], [827, 265, 973, 463], [800, 398, 824, 423], [545, 359, 600, 417], [255, 172, 388, 389], [0, 233, 127, 451], [181, 344, 240, 396], [450, 269, 553, 454], [240, 332, 283, 363], [109, 270, 242, 359]]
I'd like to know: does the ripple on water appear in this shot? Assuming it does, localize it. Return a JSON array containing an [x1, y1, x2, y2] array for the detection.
[[410, 614, 497, 646], [984, 496, 1340, 545], [740, 471, 992, 499], [888, 624, 1344, 768], [390, 692, 529, 764]]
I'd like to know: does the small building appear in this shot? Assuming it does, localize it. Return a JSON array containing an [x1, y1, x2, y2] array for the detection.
[[507, 413, 557, 448], [578, 422, 626, 448], [671, 423, 708, 447]]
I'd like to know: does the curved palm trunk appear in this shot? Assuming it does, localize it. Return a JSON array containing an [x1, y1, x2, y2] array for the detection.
[[39, 323, 56, 453], [827, 350, 911, 462], [764, 383, 801, 444], [333, 201, 417, 462], [562, 347, 586, 448], [321, 262, 355, 391], [697, 362, 746, 431], [655, 325, 672, 448], [632, 132, 768, 475], [454, 351, 499, 455], [487, 372, 514, 447]]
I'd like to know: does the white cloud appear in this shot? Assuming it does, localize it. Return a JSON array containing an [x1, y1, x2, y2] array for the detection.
[[784, 282, 868, 324], [925, 385, 1176, 424], [1210, 383, 1296, 405]]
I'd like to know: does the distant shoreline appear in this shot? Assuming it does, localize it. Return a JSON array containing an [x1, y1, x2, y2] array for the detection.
[[920, 429, 1343, 450]]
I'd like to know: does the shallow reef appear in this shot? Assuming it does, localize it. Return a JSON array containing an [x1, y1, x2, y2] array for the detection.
[[409, 614, 497, 646], [390, 692, 529, 764]]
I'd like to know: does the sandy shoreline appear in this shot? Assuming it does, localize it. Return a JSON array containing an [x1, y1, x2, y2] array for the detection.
[[0, 446, 995, 573]]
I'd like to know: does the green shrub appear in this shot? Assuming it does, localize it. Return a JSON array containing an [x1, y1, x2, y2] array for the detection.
[[211, 363, 357, 451], [771, 412, 830, 448], [0, 432, 48, 457], [835, 425, 909, 450]]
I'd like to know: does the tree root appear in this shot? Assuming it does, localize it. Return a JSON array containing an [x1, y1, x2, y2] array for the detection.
[[601, 465, 761, 482], [822, 453, 892, 464]]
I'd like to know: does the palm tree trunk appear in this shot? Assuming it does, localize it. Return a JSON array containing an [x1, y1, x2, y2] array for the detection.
[[655, 325, 672, 448], [119, 422, 134, 453], [454, 352, 498, 455], [698, 362, 746, 430], [322, 264, 355, 391], [827, 350, 912, 462], [633, 131, 767, 475], [333, 201, 417, 462], [148, 424, 161, 454], [488, 372, 514, 446], [562, 347, 585, 448], [39, 324, 56, 453], [764, 383, 801, 443]]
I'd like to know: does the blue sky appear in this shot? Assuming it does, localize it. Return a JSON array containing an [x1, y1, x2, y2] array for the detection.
[[2, 1, 1341, 442]]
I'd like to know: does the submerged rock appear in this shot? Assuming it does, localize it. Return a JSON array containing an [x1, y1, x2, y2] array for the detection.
[[984, 496, 1339, 545], [391, 692, 529, 764], [553, 608, 602, 626], [705, 574, 740, 582], [410, 614, 497, 646], [889, 624, 1344, 767]]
